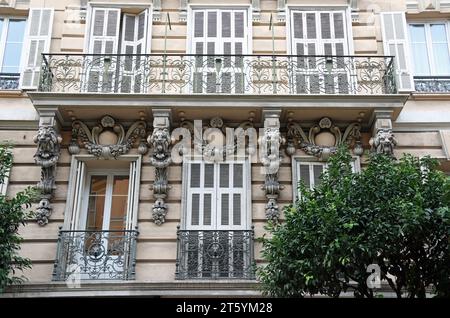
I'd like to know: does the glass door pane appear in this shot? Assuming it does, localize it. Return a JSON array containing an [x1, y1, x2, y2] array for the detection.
[[86, 175, 107, 231], [109, 175, 129, 231]]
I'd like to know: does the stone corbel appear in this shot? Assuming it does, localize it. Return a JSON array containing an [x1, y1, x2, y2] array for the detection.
[[153, 0, 162, 21], [179, 0, 189, 22], [252, 0, 261, 22], [349, 0, 360, 23], [277, 0, 286, 22], [260, 110, 284, 222], [149, 109, 172, 225], [34, 110, 62, 226], [369, 110, 397, 156]]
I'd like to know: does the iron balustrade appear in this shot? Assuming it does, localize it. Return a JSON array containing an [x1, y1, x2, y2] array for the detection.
[[52, 229, 138, 281], [0, 73, 20, 90], [414, 76, 450, 93], [39, 53, 397, 95], [175, 229, 255, 280]]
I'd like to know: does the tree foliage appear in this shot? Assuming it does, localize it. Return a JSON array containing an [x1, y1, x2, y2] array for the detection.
[[258, 147, 450, 298], [0, 145, 36, 293]]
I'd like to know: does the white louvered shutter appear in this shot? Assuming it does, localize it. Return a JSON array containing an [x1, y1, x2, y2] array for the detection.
[[186, 162, 216, 230], [21, 8, 54, 89], [67, 160, 87, 231], [120, 10, 148, 93], [291, 10, 350, 94], [217, 162, 246, 230], [381, 12, 414, 92], [86, 8, 120, 92], [125, 159, 140, 231], [191, 9, 247, 93], [0, 170, 9, 196]]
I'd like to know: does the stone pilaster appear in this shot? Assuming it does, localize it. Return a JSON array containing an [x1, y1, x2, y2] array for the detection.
[[34, 108, 62, 226], [149, 109, 172, 225]]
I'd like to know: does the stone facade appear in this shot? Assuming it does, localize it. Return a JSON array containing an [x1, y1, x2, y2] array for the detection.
[[0, 0, 449, 297]]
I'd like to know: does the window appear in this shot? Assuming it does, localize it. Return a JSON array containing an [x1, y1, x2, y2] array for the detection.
[[53, 157, 141, 281], [190, 8, 248, 93], [292, 157, 360, 200], [85, 7, 150, 93], [185, 160, 249, 230], [0, 17, 26, 89], [21, 8, 54, 89], [177, 159, 253, 279], [409, 23, 450, 76], [289, 9, 351, 94]]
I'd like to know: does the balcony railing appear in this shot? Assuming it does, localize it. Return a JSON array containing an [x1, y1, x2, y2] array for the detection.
[[0, 73, 20, 90], [414, 76, 450, 93], [52, 229, 138, 281], [39, 54, 397, 95], [175, 229, 255, 280]]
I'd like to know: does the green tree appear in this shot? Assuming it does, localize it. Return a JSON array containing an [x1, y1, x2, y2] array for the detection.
[[258, 147, 450, 298], [0, 145, 36, 293]]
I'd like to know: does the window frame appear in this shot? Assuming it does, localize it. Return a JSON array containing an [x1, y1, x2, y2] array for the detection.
[[181, 157, 251, 231], [63, 155, 141, 232], [408, 20, 450, 76], [291, 155, 361, 201], [84, 3, 153, 55], [186, 4, 253, 56], [286, 5, 354, 56], [80, 170, 130, 232]]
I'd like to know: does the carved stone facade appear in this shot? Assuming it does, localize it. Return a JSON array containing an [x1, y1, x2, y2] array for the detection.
[[260, 110, 283, 222], [68, 115, 148, 159], [370, 111, 397, 156], [149, 110, 172, 225], [33, 126, 62, 226], [286, 117, 363, 161]]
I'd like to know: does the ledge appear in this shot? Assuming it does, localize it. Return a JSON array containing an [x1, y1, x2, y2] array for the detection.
[[1, 280, 261, 298]]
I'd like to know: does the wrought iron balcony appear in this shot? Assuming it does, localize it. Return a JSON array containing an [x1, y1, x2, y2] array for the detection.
[[175, 229, 255, 280], [52, 229, 138, 281], [39, 54, 397, 95], [414, 76, 450, 93], [0, 73, 20, 90]]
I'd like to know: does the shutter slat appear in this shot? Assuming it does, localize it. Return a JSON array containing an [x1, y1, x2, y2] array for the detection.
[[207, 11, 217, 37], [313, 165, 323, 186], [233, 194, 241, 226], [124, 15, 135, 42], [204, 164, 214, 187], [93, 9, 105, 36], [293, 12, 303, 39], [191, 194, 200, 225], [306, 13, 316, 39], [234, 12, 244, 38], [137, 12, 145, 40], [321, 13, 331, 39], [220, 164, 229, 188], [29, 10, 40, 37], [222, 12, 231, 38], [299, 164, 310, 188], [203, 194, 212, 226], [194, 11, 204, 37], [233, 164, 243, 187], [221, 194, 229, 226], [106, 10, 119, 37], [333, 12, 344, 39]]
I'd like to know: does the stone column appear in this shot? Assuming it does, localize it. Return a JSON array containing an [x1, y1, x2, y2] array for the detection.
[[369, 110, 397, 156], [260, 109, 283, 222], [34, 107, 62, 226], [148, 109, 172, 225]]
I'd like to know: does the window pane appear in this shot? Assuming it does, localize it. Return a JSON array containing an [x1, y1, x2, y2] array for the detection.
[[2, 20, 26, 73], [411, 43, 430, 75], [409, 24, 426, 42], [430, 24, 447, 42], [432, 43, 450, 75], [86, 176, 107, 231], [109, 176, 129, 231]]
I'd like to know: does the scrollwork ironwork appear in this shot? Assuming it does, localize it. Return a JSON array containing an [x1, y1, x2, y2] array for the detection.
[[39, 54, 397, 95], [52, 229, 138, 281], [175, 229, 255, 280]]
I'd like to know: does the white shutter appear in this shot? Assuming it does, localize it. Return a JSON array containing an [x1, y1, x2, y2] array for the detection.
[[66, 160, 86, 231], [88, 8, 120, 54], [120, 10, 148, 93], [20, 8, 54, 89], [125, 159, 141, 231], [0, 170, 9, 196], [381, 12, 414, 92]]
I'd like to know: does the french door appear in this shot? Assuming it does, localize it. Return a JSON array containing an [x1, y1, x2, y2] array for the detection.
[[290, 10, 353, 94], [191, 9, 248, 93]]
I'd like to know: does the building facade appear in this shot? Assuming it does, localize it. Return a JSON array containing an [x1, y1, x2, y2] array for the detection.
[[0, 0, 450, 297]]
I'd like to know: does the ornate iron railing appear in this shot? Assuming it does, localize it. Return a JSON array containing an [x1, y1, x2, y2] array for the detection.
[[0, 73, 20, 90], [39, 54, 397, 95], [175, 229, 255, 280], [52, 229, 138, 281], [414, 76, 450, 93]]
